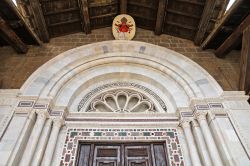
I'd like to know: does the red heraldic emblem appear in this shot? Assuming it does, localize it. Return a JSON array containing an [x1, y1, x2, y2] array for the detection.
[[112, 14, 136, 40]]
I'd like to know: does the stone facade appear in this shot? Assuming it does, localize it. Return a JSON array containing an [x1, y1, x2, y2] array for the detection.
[[0, 28, 240, 91], [0, 40, 249, 166]]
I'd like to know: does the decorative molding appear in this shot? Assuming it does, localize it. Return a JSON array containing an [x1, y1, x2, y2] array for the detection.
[[49, 110, 64, 117], [180, 111, 194, 117], [208, 103, 224, 109], [17, 101, 34, 107], [61, 128, 184, 165], [65, 118, 179, 122], [214, 113, 228, 117], [14, 112, 29, 115], [88, 90, 155, 113], [15, 101, 35, 113], [33, 103, 48, 109], [78, 82, 167, 112], [194, 104, 209, 111]]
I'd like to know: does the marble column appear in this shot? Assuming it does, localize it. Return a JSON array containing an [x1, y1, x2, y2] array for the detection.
[[191, 120, 212, 166], [31, 118, 53, 166], [19, 110, 48, 166], [196, 112, 223, 166], [8, 110, 36, 166], [41, 118, 64, 166], [177, 127, 192, 166], [180, 120, 202, 166]]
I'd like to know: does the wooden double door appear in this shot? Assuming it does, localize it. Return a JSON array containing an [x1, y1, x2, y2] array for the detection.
[[77, 142, 169, 166]]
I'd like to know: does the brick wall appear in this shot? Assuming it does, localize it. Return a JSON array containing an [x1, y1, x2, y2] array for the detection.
[[0, 27, 240, 90]]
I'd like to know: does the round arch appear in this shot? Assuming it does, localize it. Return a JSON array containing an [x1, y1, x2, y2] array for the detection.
[[20, 40, 223, 112]]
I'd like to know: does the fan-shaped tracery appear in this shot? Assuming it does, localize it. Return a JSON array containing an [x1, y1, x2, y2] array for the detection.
[[88, 90, 155, 113]]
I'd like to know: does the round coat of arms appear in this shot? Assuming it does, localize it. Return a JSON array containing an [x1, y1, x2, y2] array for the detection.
[[112, 14, 136, 40]]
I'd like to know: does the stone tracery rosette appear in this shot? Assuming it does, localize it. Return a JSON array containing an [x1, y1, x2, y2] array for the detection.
[[87, 90, 155, 113], [77, 82, 167, 112]]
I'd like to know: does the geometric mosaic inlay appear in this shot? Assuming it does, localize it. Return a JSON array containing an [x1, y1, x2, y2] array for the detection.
[[60, 128, 184, 166]]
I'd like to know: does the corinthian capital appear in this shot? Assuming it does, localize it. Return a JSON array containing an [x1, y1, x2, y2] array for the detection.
[[195, 111, 207, 121], [191, 120, 199, 128], [36, 110, 49, 119], [179, 119, 191, 128], [52, 118, 65, 128]]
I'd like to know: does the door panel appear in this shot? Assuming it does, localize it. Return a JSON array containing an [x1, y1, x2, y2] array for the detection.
[[77, 142, 168, 166], [93, 146, 120, 166], [125, 146, 152, 166], [97, 160, 117, 166], [153, 144, 168, 166], [128, 160, 148, 166], [77, 144, 91, 166]]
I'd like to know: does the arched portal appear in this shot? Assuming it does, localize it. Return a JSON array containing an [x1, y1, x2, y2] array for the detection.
[[21, 40, 222, 111], [2, 41, 250, 166]]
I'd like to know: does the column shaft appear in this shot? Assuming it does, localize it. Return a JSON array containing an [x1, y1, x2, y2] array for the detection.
[[8, 110, 36, 166], [198, 114, 224, 166], [177, 127, 192, 166], [41, 118, 64, 166], [31, 119, 52, 166], [181, 121, 202, 166], [19, 111, 47, 166], [192, 120, 212, 166], [210, 117, 236, 165]]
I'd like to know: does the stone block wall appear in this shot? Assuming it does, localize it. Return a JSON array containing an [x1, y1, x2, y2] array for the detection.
[[0, 27, 240, 90]]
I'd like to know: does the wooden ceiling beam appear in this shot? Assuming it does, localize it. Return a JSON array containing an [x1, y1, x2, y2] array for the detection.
[[90, 13, 117, 19], [29, 0, 50, 42], [201, 0, 244, 49], [194, 0, 216, 45], [215, 15, 250, 58], [127, 2, 156, 10], [120, 0, 127, 14], [239, 25, 250, 93], [6, 0, 42, 45], [155, 0, 168, 35], [0, 16, 28, 53], [79, 0, 91, 34], [44, 7, 79, 16], [48, 19, 81, 27], [89, 1, 118, 8], [167, 9, 200, 19], [176, 0, 204, 6], [8, 20, 23, 29], [166, 21, 196, 31]]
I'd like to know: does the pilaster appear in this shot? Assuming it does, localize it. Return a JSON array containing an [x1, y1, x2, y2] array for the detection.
[[191, 120, 212, 166], [42, 117, 64, 165], [195, 111, 223, 166], [41, 106, 67, 166], [19, 110, 49, 166], [179, 118, 202, 166]]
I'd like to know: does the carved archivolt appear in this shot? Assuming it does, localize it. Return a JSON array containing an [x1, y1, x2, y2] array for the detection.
[[87, 90, 155, 113]]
